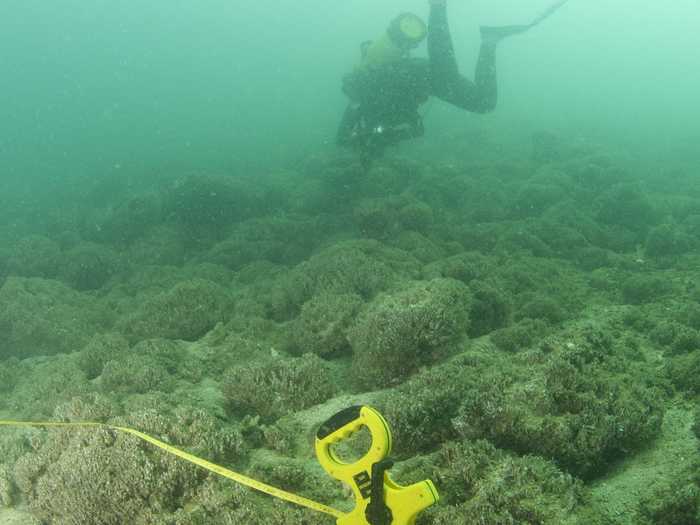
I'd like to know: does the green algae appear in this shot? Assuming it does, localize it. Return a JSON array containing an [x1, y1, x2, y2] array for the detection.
[[0, 140, 698, 523]]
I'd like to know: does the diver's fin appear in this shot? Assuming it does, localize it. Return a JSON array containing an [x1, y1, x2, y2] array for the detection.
[[480, 0, 569, 46], [529, 0, 569, 30]]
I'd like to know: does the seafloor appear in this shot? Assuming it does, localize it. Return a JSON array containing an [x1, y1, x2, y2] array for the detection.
[[0, 134, 699, 524]]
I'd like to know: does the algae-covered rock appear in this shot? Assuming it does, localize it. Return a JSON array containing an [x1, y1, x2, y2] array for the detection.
[[222, 353, 337, 422], [162, 174, 254, 228], [200, 216, 322, 271], [297, 241, 399, 297], [650, 322, 700, 355], [421, 439, 583, 525], [638, 465, 700, 525], [6, 235, 61, 279], [575, 246, 619, 271], [59, 242, 121, 291], [391, 231, 445, 263], [127, 225, 187, 266], [349, 278, 471, 389], [457, 325, 665, 479], [422, 251, 495, 284], [0, 277, 109, 359], [0, 358, 20, 394], [621, 273, 673, 304], [160, 479, 331, 525], [84, 192, 163, 245], [511, 182, 568, 219], [667, 351, 700, 395], [289, 292, 363, 357], [100, 339, 187, 395], [596, 184, 658, 232], [353, 197, 399, 239], [11, 405, 244, 525], [248, 456, 343, 505], [645, 223, 694, 258], [0, 464, 14, 507], [491, 318, 550, 352], [379, 355, 484, 455], [260, 240, 418, 321], [516, 293, 569, 325], [117, 278, 232, 342], [467, 281, 511, 337], [203, 236, 284, 271], [398, 199, 434, 233], [4, 355, 92, 417], [100, 352, 174, 394]]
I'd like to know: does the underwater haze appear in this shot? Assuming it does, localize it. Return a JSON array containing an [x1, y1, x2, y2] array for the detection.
[[2, 1, 700, 190], [1, 0, 700, 524]]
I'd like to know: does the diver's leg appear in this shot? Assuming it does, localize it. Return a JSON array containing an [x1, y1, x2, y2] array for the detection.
[[427, 2, 459, 94], [472, 43, 498, 113], [428, 0, 568, 113], [428, 3, 497, 113]]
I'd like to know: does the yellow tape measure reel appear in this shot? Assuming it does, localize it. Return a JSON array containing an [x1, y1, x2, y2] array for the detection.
[[316, 405, 439, 525], [1, 405, 438, 525]]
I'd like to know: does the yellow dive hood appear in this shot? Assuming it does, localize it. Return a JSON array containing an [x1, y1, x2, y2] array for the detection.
[[359, 13, 427, 69]]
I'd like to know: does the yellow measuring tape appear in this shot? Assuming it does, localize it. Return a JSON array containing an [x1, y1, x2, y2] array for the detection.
[[1, 406, 439, 525], [0, 420, 343, 519]]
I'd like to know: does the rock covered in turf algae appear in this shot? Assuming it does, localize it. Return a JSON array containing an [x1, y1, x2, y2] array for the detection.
[[421, 251, 496, 285], [75, 333, 130, 380], [11, 401, 246, 525], [222, 353, 337, 422], [667, 351, 700, 395], [99, 339, 188, 394], [596, 183, 658, 233], [58, 242, 121, 291], [0, 358, 20, 394], [5, 235, 61, 279], [0, 464, 14, 507], [382, 323, 665, 480], [262, 239, 419, 321], [348, 278, 471, 389], [296, 240, 415, 299], [117, 278, 232, 342], [0, 277, 109, 359], [83, 192, 163, 245], [289, 291, 363, 357], [638, 460, 700, 525], [645, 223, 694, 258], [621, 273, 673, 305], [162, 174, 254, 228], [456, 327, 666, 479], [3, 356, 91, 417], [414, 439, 584, 524]]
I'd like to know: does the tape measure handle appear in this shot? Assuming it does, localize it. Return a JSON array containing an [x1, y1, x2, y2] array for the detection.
[[316, 406, 365, 441], [366, 458, 394, 525]]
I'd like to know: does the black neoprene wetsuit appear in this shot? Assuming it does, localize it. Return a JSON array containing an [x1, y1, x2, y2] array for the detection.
[[337, 4, 498, 157]]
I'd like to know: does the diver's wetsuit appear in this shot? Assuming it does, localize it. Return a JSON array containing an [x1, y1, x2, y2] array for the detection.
[[337, 4, 498, 158]]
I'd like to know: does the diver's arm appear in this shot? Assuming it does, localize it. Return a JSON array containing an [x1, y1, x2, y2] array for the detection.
[[428, 1, 497, 113]]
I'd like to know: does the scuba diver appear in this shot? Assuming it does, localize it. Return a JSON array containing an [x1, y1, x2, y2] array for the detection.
[[337, 0, 568, 167]]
